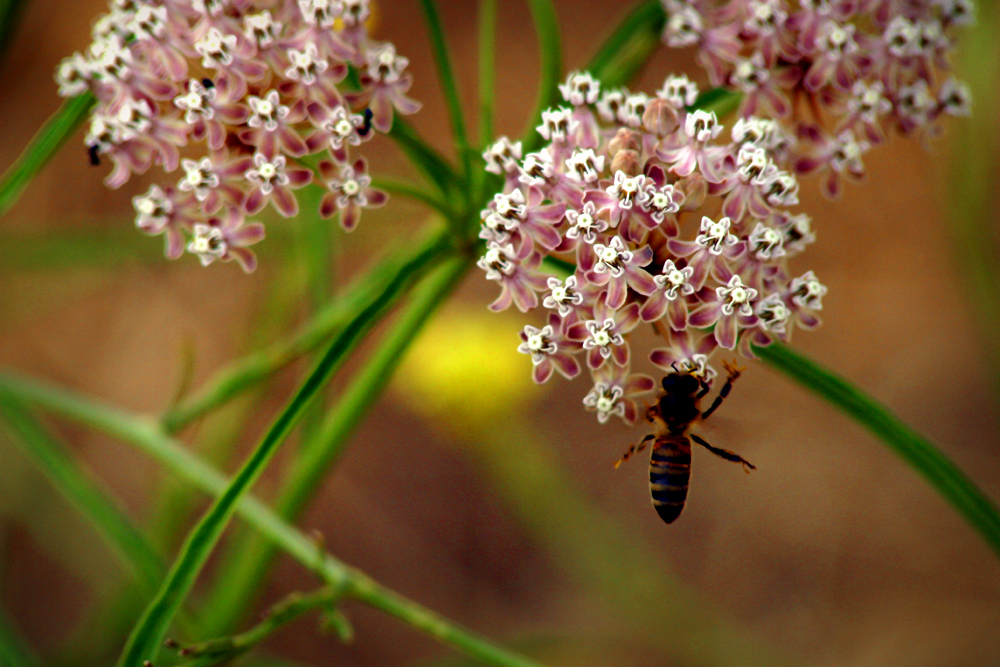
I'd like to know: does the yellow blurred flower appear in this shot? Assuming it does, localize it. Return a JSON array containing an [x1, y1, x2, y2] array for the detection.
[[393, 304, 548, 434]]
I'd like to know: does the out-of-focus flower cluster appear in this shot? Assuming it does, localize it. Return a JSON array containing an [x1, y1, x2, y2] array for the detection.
[[479, 71, 826, 424], [660, 0, 973, 197], [56, 0, 419, 271]]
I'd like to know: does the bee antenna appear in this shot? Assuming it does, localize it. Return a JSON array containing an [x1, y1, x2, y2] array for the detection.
[[670, 362, 679, 372]]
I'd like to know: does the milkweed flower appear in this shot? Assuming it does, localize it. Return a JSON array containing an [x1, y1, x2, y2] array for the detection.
[[56, 0, 419, 272], [659, 0, 975, 198], [479, 71, 826, 425]]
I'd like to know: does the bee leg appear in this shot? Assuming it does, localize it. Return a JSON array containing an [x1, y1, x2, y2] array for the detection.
[[696, 377, 711, 399], [614, 434, 654, 469], [700, 358, 744, 421], [691, 434, 756, 472]]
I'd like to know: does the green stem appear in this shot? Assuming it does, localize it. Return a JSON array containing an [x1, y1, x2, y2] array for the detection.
[[0, 0, 27, 61], [586, 1, 665, 90], [174, 586, 340, 666], [344, 573, 543, 667], [419, 0, 470, 179], [0, 94, 95, 217], [948, 0, 1000, 404], [117, 232, 457, 667], [755, 342, 1000, 560], [388, 118, 460, 196], [371, 177, 454, 218], [0, 397, 165, 592], [585, 0, 664, 82], [520, 0, 562, 148], [162, 228, 452, 432], [0, 373, 545, 667], [200, 256, 473, 634], [691, 87, 742, 117], [478, 0, 497, 149]]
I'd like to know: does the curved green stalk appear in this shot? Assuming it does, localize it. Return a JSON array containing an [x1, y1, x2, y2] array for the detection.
[[0, 373, 545, 667], [585, 0, 664, 82], [691, 87, 742, 117], [0, 0, 27, 62], [200, 256, 473, 634], [755, 342, 1000, 559], [520, 0, 562, 148], [162, 228, 452, 432], [117, 235, 456, 667], [0, 398, 165, 592], [371, 177, 455, 218], [420, 0, 471, 179], [520, 0, 666, 155], [388, 118, 460, 196], [587, 1, 665, 89], [948, 0, 1000, 404], [0, 94, 95, 217], [173, 586, 340, 667], [478, 0, 498, 149]]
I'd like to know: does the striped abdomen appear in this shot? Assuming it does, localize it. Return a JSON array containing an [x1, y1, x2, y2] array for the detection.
[[649, 436, 691, 524]]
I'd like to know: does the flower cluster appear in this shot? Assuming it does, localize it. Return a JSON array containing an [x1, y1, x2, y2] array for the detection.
[[481, 71, 826, 424], [659, 0, 973, 197], [56, 0, 418, 271]]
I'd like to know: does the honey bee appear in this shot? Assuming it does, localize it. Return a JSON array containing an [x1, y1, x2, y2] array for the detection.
[[615, 359, 755, 524]]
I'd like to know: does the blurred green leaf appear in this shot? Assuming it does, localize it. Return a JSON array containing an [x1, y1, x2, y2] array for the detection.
[[0, 373, 546, 667], [0, 605, 40, 667], [420, 0, 471, 179], [519, 0, 562, 149], [0, 398, 165, 592], [200, 256, 472, 634], [478, 0, 498, 149], [116, 230, 457, 667], [948, 0, 1000, 404], [0, 0, 27, 63], [756, 342, 1000, 560], [0, 94, 95, 218], [388, 118, 460, 196], [586, 0, 664, 82], [162, 227, 453, 432]]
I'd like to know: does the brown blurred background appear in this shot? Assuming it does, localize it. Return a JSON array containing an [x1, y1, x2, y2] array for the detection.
[[1, 1, 1000, 666]]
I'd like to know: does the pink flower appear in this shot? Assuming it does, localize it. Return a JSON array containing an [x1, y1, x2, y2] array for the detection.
[[244, 152, 313, 217], [318, 158, 387, 231]]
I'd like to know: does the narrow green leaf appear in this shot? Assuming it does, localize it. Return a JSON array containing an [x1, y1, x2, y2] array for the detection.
[[174, 586, 338, 667], [0, 605, 40, 667], [200, 256, 472, 633], [519, 0, 665, 155], [478, 0, 498, 149], [0, 0, 27, 62], [0, 374, 546, 667], [387, 118, 460, 196], [0, 397, 165, 591], [371, 177, 454, 218], [948, 0, 1000, 404], [755, 342, 1000, 559], [162, 228, 452, 432], [420, 0, 471, 178], [519, 0, 562, 148], [585, 1, 664, 82], [588, 2, 665, 89], [0, 94, 95, 217], [117, 234, 456, 667], [690, 87, 742, 117]]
